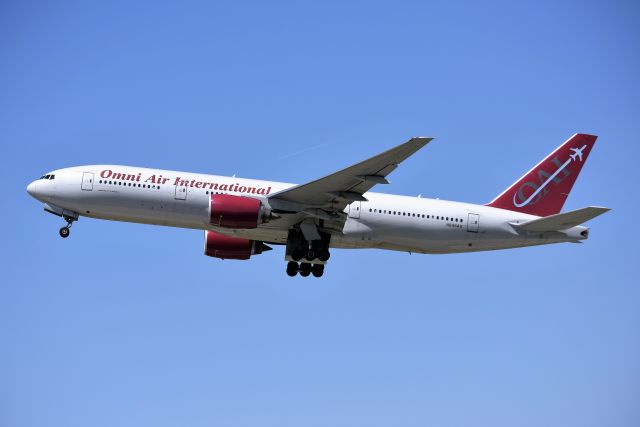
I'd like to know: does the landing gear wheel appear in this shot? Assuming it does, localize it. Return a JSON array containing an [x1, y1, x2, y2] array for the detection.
[[286, 261, 299, 277], [305, 249, 316, 261], [317, 249, 330, 262], [312, 264, 324, 278], [59, 214, 77, 239], [291, 249, 303, 262], [299, 263, 311, 277]]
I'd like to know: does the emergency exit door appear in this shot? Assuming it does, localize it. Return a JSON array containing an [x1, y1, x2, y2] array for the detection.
[[348, 201, 361, 219]]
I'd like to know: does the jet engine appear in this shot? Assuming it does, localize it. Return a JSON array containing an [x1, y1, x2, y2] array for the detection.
[[209, 194, 272, 229], [204, 230, 272, 260]]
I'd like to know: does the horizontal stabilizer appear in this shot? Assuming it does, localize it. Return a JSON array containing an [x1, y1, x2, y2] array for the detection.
[[512, 206, 610, 232]]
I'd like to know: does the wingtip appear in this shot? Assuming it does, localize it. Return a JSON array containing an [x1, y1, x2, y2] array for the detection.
[[410, 136, 434, 144]]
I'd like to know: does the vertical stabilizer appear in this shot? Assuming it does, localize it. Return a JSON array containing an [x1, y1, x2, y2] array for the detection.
[[486, 134, 597, 216]]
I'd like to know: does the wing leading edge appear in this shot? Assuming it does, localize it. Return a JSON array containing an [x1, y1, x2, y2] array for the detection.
[[267, 137, 433, 215]]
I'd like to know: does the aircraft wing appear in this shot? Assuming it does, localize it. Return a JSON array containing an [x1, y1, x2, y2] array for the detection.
[[267, 137, 433, 216], [512, 206, 610, 232]]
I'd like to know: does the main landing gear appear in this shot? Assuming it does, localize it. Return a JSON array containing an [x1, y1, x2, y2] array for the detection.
[[284, 228, 331, 278], [286, 261, 325, 278], [59, 215, 76, 238]]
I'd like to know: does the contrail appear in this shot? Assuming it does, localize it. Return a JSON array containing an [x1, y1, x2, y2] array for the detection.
[[278, 141, 338, 160]]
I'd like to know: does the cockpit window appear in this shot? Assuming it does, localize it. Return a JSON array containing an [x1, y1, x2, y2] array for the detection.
[[39, 174, 55, 180], [49, 175, 55, 180]]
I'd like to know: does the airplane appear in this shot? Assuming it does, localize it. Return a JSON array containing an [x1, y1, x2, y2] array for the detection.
[[26, 133, 609, 277], [570, 145, 587, 162]]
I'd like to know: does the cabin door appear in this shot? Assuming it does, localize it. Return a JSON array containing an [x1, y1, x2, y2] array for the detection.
[[81, 172, 94, 191], [175, 186, 187, 200], [467, 213, 479, 233]]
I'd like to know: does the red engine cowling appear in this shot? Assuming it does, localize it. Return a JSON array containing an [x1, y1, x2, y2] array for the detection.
[[204, 231, 271, 260], [209, 194, 270, 229]]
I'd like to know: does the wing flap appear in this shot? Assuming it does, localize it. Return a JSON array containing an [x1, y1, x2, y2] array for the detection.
[[513, 206, 610, 232]]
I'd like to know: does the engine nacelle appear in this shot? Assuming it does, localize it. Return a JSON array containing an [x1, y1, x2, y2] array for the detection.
[[209, 194, 271, 229], [204, 230, 271, 260]]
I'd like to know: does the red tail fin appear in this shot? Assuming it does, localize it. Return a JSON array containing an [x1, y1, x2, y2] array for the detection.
[[486, 133, 597, 216]]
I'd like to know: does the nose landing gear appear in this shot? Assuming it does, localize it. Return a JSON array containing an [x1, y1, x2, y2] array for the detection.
[[59, 215, 76, 238]]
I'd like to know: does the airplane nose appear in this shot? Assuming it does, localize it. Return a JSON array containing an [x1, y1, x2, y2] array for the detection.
[[27, 181, 38, 197]]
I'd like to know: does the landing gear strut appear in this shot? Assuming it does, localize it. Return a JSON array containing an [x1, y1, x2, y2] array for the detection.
[[59, 215, 76, 238]]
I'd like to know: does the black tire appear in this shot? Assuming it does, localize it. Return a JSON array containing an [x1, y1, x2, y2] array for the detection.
[[305, 249, 316, 261], [59, 227, 70, 238], [291, 249, 303, 262], [286, 261, 299, 277], [299, 263, 311, 277], [312, 264, 324, 278], [286, 266, 298, 277], [317, 249, 330, 262]]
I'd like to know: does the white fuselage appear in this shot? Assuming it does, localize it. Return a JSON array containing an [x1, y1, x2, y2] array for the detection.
[[27, 165, 589, 254]]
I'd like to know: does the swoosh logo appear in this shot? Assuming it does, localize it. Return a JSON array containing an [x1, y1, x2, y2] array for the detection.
[[512, 145, 585, 208]]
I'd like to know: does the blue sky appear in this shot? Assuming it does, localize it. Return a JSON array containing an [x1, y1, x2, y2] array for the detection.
[[1, 1, 639, 426]]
